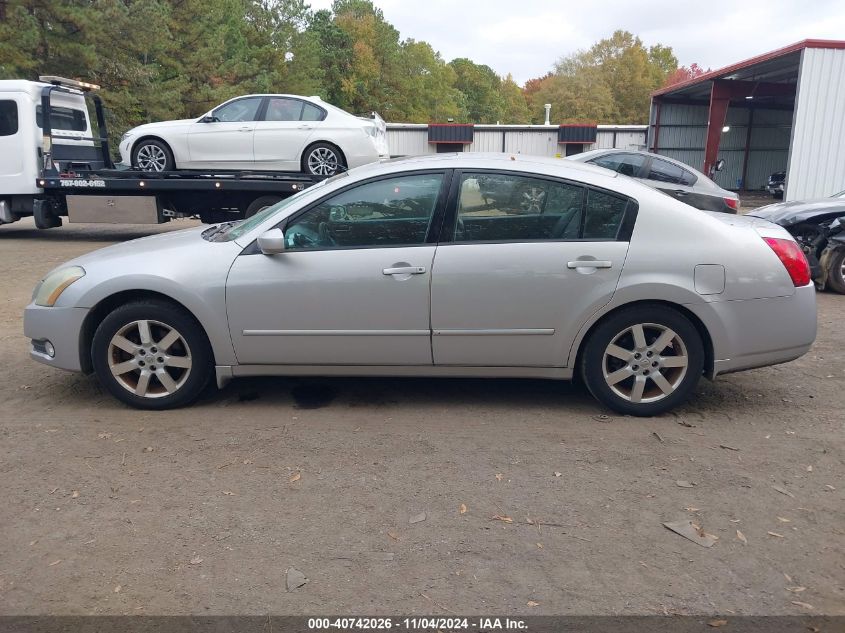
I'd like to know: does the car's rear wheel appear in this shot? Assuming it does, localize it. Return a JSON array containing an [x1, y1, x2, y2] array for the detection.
[[92, 301, 212, 409], [132, 139, 175, 172], [303, 143, 344, 176], [580, 305, 704, 416], [826, 249, 845, 294]]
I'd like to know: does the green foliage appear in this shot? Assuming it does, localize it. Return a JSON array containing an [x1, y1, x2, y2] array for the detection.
[[526, 30, 678, 124], [0, 5, 678, 140]]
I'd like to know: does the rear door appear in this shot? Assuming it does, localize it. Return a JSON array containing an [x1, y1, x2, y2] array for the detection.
[[641, 156, 707, 208], [187, 96, 262, 168], [430, 171, 635, 367], [252, 97, 321, 170]]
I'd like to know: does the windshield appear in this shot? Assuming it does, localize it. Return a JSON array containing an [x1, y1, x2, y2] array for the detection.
[[211, 173, 349, 242]]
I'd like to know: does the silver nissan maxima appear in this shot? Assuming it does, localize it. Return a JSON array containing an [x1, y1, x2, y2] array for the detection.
[[24, 153, 817, 415]]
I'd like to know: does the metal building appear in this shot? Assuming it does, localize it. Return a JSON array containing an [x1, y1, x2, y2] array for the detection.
[[386, 123, 647, 160], [649, 40, 845, 200]]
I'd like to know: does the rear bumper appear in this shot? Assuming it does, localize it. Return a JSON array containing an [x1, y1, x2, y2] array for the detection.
[[23, 303, 88, 372], [689, 284, 817, 377]]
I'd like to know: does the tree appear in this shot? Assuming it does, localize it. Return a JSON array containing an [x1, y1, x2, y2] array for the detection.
[[449, 58, 503, 123], [498, 74, 529, 124], [663, 63, 709, 88]]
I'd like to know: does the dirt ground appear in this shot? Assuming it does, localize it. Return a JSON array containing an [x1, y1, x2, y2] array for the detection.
[[0, 217, 842, 617]]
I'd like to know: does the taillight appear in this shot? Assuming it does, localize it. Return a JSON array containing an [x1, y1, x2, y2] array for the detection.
[[763, 237, 811, 286], [724, 197, 739, 211]]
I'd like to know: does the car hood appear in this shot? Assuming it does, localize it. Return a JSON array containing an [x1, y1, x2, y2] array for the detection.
[[126, 119, 196, 135], [748, 199, 845, 226]]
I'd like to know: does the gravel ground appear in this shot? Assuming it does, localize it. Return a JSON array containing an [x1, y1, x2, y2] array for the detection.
[[0, 218, 842, 616]]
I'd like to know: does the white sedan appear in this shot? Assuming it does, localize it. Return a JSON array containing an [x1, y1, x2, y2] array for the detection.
[[118, 94, 389, 176]]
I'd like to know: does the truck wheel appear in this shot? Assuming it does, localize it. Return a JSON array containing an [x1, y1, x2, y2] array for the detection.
[[827, 249, 845, 294], [303, 143, 344, 176], [132, 139, 175, 172], [580, 305, 704, 417], [245, 196, 282, 218], [92, 300, 212, 410]]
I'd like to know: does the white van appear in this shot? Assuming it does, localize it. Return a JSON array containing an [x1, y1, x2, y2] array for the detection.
[[0, 77, 99, 224]]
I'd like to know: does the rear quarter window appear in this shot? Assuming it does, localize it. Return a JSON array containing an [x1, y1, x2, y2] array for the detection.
[[36, 105, 87, 131], [583, 189, 631, 240]]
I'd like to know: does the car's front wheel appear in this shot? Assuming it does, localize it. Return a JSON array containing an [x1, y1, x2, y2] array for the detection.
[[91, 301, 212, 409], [580, 305, 704, 416], [303, 143, 344, 176], [132, 139, 175, 172]]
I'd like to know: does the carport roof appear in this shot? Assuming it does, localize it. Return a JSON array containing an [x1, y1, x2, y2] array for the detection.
[[652, 39, 845, 101]]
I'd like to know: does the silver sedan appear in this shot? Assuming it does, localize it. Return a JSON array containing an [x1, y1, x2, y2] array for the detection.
[[24, 154, 817, 415]]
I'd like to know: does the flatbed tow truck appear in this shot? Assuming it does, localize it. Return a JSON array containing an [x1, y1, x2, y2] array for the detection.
[[0, 76, 320, 230]]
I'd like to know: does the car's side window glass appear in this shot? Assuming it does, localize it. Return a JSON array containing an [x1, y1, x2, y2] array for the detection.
[[680, 169, 697, 186], [284, 174, 443, 250], [264, 97, 303, 122], [454, 173, 584, 242], [301, 103, 326, 121], [590, 153, 646, 177], [583, 190, 628, 240], [0, 100, 19, 136], [647, 158, 686, 185], [213, 97, 262, 122], [36, 105, 87, 131]]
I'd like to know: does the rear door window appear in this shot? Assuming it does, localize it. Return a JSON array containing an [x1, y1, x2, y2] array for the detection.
[[0, 100, 18, 136], [589, 153, 647, 177], [646, 158, 688, 185]]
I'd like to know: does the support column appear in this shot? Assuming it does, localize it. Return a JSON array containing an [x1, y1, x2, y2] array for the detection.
[[703, 80, 731, 177]]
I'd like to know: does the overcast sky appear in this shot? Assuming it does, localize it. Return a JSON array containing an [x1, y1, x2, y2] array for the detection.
[[308, 0, 845, 84]]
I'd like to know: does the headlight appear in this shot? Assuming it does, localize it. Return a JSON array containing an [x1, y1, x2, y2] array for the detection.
[[121, 131, 135, 142], [33, 266, 85, 307]]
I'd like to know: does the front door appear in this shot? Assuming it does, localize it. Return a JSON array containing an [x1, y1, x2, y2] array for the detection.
[[430, 171, 633, 367], [187, 96, 263, 168], [226, 172, 448, 365]]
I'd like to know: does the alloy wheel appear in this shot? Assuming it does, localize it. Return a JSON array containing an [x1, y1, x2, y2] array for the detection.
[[107, 319, 192, 398], [601, 323, 689, 404], [307, 147, 339, 176], [136, 144, 167, 171]]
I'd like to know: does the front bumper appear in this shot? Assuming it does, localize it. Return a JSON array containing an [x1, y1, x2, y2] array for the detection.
[[23, 303, 89, 372], [118, 138, 133, 166]]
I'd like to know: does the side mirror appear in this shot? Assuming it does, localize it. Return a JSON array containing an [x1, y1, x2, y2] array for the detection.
[[257, 228, 286, 255], [715, 159, 726, 172], [200, 115, 219, 123]]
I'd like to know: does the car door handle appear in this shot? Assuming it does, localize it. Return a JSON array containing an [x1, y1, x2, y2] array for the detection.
[[383, 266, 426, 275], [673, 190, 688, 196], [238, 126, 252, 132], [567, 260, 612, 269], [298, 124, 313, 130]]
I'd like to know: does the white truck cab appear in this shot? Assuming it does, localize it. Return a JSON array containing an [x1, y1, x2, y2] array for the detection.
[[0, 76, 99, 224]]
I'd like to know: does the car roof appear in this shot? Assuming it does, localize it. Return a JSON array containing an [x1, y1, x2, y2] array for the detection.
[[347, 152, 621, 184]]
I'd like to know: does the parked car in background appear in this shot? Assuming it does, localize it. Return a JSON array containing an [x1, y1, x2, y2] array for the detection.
[[25, 153, 815, 416], [767, 171, 786, 198], [568, 149, 739, 213], [118, 94, 389, 176], [749, 189, 845, 293]]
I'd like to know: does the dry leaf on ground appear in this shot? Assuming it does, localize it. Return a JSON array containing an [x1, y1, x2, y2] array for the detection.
[[459, 504, 467, 514], [736, 530, 747, 545], [289, 472, 301, 483]]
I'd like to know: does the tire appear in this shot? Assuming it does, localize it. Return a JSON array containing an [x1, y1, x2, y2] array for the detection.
[[302, 143, 344, 176], [580, 305, 705, 417], [131, 138, 175, 172], [245, 195, 282, 218], [826, 248, 845, 294], [91, 300, 213, 410]]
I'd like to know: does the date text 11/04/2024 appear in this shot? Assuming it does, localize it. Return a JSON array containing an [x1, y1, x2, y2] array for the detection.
[[306, 617, 528, 630]]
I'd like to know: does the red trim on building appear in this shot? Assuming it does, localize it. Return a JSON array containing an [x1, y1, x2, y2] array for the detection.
[[652, 39, 845, 97]]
